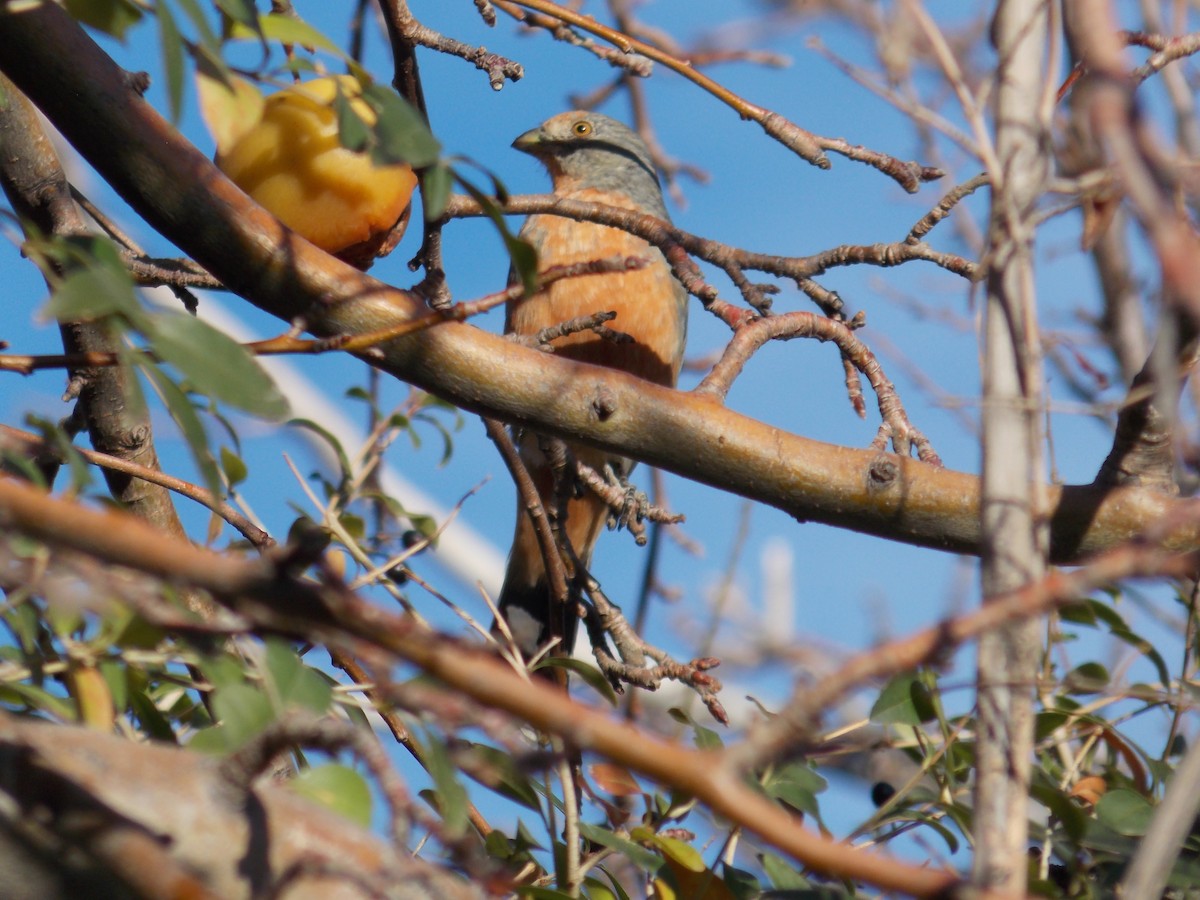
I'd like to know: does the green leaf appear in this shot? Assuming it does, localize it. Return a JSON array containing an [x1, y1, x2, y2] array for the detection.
[[871, 672, 937, 725], [666, 707, 724, 750], [157, 0, 185, 122], [0, 448, 47, 488], [764, 760, 827, 819], [291, 763, 372, 827], [505, 232, 539, 296], [128, 688, 178, 742], [1030, 781, 1088, 843], [170, 0, 219, 50], [907, 809, 960, 853], [1110, 625, 1171, 686], [110, 610, 165, 649], [220, 445, 248, 486], [332, 85, 371, 153], [332, 513, 361, 542], [422, 161, 454, 221], [362, 85, 440, 167], [536, 657, 618, 705], [577, 823, 664, 873], [289, 418, 353, 490], [235, 12, 345, 56], [140, 360, 223, 504], [213, 0, 258, 32], [203, 653, 248, 693], [419, 729, 469, 838], [263, 639, 332, 715], [759, 852, 810, 890], [64, 0, 143, 39], [1034, 709, 1070, 742], [413, 409, 459, 465], [42, 254, 138, 322], [582, 877, 619, 900], [3, 600, 41, 655], [647, 834, 704, 872], [1063, 661, 1109, 695], [98, 659, 128, 713], [720, 865, 761, 900], [459, 742, 542, 810], [1059, 598, 1170, 685], [211, 682, 274, 749], [594, 868, 633, 900], [144, 310, 288, 420], [26, 415, 92, 494], [0, 681, 78, 721], [1095, 789, 1154, 837]]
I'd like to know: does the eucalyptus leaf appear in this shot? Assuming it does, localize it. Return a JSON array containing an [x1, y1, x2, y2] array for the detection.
[[422, 161, 454, 221], [362, 85, 440, 167], [459, 742, 541, 810], [214, 0, 258, 32], [290, 763, 372, 827], [140, 361, 223, 504], [43, 254, 138, 322], [236, 12, 345, 56], [289, 418, 353, 490], [211, 682, 274, 750], [157, 0, 184, 122], [219, 445, 248, 486], [263, 639, 332, 715], [871, 672, 937, 725], [536, 657, 618, 705], [145, 310, 289, 420], [64, 0, 143, 39], [418, 729, 469, 838], [332, 86, 371, 153], [759, 852, 811, 890], [576, 823, 664, 873], [1095, 789, 1154, 837], [170, 0, 220, 50]]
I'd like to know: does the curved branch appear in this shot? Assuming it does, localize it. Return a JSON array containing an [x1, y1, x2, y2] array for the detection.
[[0, 3, 1195, 564], [0, 474, 960, 897]]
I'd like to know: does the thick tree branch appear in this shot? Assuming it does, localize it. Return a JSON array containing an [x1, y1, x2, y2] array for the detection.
[[0, 3, 1195, 566]]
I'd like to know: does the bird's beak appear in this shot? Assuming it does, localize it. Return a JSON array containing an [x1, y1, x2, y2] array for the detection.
[[511, 127, 544, 154]]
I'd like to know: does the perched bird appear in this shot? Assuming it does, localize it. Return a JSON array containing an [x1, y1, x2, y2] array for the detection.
[[497, 111, 689, 661]]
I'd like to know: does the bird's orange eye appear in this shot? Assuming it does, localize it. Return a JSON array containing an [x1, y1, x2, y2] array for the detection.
[[572, 120, 593, 136]]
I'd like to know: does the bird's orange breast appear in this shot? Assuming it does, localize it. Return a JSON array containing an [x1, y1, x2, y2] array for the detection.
[[507, 188, 687, 389]]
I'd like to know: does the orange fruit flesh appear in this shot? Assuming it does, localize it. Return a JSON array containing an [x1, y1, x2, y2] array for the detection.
[[216, 78, 417, 256]]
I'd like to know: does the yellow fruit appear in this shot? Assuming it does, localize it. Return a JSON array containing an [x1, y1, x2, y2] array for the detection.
[[213, 76, 416, 264]]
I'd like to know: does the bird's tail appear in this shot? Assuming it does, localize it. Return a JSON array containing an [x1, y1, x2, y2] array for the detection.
[[494, 485, 609, 663]]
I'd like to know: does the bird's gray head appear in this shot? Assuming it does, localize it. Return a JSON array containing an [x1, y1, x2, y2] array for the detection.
[[512, 111, 668, 218]]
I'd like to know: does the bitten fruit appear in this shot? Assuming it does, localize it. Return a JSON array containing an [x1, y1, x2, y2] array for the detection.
[[212, 75, 417, 267]]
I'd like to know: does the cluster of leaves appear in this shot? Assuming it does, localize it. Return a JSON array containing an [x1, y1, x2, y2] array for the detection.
[[24, 232, 287, 503], [859, 590, 1199, 897], [0, 575, 375, 825]]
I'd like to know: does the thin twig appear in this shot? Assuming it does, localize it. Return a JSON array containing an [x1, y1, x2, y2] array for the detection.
[[496, 0, 944, 191]]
